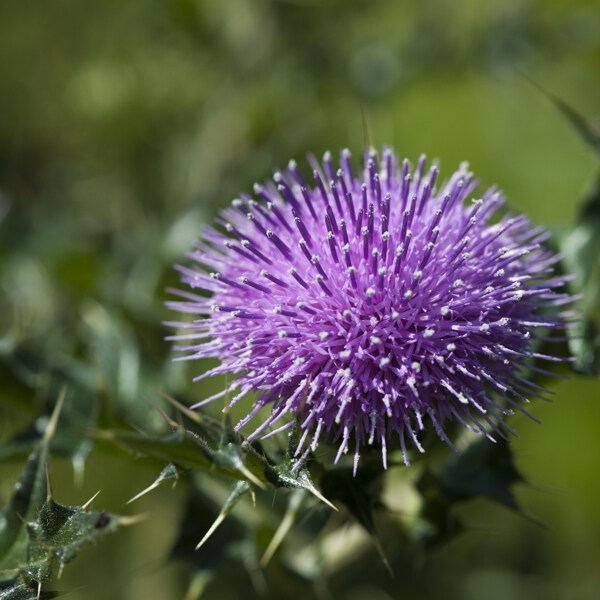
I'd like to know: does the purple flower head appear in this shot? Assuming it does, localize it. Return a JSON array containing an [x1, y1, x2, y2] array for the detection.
[[167, 148, 574, 474]]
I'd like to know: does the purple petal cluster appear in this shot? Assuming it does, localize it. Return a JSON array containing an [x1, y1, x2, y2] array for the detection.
[[167, 148, 573, 473]]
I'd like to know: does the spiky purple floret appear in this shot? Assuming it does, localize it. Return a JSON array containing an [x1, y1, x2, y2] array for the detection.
[[167, 148, 575, 473]]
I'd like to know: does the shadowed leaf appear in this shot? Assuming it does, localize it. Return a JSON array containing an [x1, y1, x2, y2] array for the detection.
[[437, 438, 524, 509]]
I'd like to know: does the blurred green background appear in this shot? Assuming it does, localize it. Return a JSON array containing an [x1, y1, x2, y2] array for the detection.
[[1, 0, 599, 599]]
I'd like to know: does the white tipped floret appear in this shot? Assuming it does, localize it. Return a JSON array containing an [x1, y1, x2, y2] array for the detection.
[[366, 287, 376, 298], [440, 306, 450, 316], [480, 323, 490, 332], [343, 243, 350, 253], [404, 290, 413, 298], [499, 317, 509, 327], [311, 254, 321, 264], [288, 159, 297, 169], [446, 343, 456, 351], [494, 269, 505, 277], [382, 231, 390, 241], [278, 331, 287, 338], [453, 279, 463, 288], [424, 328, 435, 338], [273, 305, 282, 314], [361, 226, 368, 236], [380, 357, 390, 366], [294, 357, 306, 366], [289, 267, 297, 275], [241, 239, 250, 248], [411, 361, 421, 371], [340, 349, 351, 359], [370, 336, 383, 345], [327, 231, 334, 240], [413, 270, 423, 280], [392, 311, 400, 319], [343, 309, 351, 317], [319, 331, 329, 340], [316, 274, 324, 282]]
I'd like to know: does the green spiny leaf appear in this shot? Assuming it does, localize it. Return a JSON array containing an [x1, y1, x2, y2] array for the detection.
[[264, 416, 336, 509]]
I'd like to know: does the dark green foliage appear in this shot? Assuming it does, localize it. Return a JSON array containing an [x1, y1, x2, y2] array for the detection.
[[0, 399, 130, 598]]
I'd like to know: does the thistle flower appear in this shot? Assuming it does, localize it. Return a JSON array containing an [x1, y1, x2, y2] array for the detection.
[[167, 148, 573, 473]]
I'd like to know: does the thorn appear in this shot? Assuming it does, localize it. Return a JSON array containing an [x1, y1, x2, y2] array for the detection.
[[72, 453, 85, 489], [223, 373, 231, 416], [37, 580, 42, 600], [195, 512, 227, 551], [236, 463, 267, 491], [144, 396, 179, 430], [304, 483, 338, 512], [520, 71, 600, 155], [119, 513, 149, 527], [46, 463, 53, 502], [153, 387, 205, 425], [126, 480, 162, 505], [44, 386, 66, 442], [260, 491, 304, 567], [371, 533, 394, 577], [361, 105, 372, 149], [82, 490, 102, 511]]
